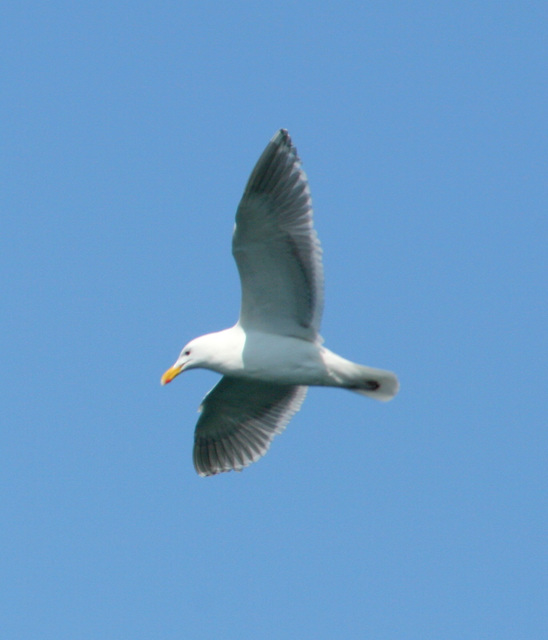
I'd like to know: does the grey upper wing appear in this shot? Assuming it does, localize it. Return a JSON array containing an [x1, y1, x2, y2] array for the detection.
[[193, 376, 308, 476], [233, 129, 324, 341]]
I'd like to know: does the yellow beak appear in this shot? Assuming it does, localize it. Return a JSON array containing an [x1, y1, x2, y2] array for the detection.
[[161, 364, 183, 385]]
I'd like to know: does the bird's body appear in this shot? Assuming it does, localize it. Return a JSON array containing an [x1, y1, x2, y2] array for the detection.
[[183, 325, 398, 398], [162, 129, 399, 476]]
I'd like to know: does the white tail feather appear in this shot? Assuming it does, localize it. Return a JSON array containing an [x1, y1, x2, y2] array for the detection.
[[345, 365, 399, 402]]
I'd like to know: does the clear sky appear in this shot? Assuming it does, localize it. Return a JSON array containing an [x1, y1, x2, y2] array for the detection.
[[2, 2, 546, 638]]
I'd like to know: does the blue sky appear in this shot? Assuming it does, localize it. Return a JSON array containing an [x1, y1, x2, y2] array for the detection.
[[2, 2, 546, 638]]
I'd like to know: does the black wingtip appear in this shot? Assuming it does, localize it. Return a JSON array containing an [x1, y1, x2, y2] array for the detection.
[[272, 128, 292, 148]]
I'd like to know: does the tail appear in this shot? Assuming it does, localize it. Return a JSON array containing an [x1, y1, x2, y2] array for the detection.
[[347, 365, 399, 402]]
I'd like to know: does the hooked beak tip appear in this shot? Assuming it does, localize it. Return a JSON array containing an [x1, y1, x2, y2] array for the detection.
[[161, 364, 182, 386]]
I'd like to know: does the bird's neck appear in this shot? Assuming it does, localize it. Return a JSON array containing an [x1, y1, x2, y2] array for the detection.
[[196, 325, 245, 375]]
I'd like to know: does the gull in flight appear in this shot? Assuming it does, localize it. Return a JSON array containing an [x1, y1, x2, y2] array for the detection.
[[161, 129, 399, 476]]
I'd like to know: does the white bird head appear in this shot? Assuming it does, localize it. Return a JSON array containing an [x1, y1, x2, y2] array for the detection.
[[160, 338, 202, 385]]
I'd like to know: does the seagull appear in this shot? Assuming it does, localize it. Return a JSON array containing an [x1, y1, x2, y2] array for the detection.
[[161, 129, 399, 476]]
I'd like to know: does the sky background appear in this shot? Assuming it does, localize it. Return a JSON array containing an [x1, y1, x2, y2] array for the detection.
[[2, 2, 547, 638]]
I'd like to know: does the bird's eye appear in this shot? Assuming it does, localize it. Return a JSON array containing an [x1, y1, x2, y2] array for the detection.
[[184, 349, 191, 356]]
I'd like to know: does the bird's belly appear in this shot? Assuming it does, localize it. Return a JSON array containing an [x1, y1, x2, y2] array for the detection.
[[238, 333, 327, 386]]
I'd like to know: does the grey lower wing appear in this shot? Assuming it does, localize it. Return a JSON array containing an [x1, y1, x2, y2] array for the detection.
[[233, 129, 324, 340], [193, 376, 308, 476]]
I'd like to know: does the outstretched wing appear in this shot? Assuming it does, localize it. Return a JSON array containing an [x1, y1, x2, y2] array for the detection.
[[193, 376, 308, 476], [233, 129, 324, 341]]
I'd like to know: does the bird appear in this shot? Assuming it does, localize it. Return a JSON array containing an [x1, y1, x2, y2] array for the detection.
[[161, 129, 399, 476]]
